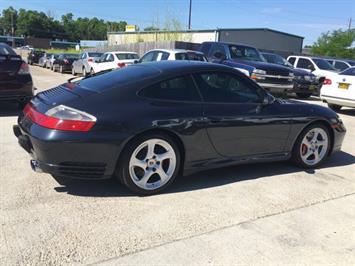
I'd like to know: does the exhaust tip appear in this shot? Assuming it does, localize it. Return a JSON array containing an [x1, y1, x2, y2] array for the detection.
[[30, 160, 43, 173]]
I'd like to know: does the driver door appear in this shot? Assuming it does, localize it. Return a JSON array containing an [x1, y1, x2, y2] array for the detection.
[[194, 71, 291, 158]]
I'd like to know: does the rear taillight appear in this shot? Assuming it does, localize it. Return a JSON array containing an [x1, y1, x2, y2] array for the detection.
[[88, 58, 93, 62], [18, 62, 30, 75], [323, 78, 332, 85], [24, 104, 96, 132], [63, 59, 69, 64], [118, 62, 126, 68]]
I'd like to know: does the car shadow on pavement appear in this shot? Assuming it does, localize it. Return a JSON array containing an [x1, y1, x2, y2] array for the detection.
[[337, 108, 355, 116], [0, 102, 21, 117], [52, 151, 355, 197]]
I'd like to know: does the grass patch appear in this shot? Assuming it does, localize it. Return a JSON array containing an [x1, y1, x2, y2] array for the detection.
[[43, 48, 81, 54]]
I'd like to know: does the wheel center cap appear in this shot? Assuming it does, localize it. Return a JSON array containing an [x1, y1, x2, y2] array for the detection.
[[148, 159, 156, 166]]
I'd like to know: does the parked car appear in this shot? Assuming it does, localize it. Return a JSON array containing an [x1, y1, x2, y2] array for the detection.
[[38, 53, 52, 68], [261, 52, 319, 98], [14, 61, 346, 195], [27, 50, 45, 65], [139, 49, 207, 63], [18, 45, 34, 51], [91, 51, 139, 74], [0, 43, 34, 106], [325, 59, 355, 72], [200, 42, 294, 93], [46, 54, 59, 70], [320, 67, 355, 111], [287, 55, 338, 85], [71, 51, 103, 76], [52, 53, 79, 73]]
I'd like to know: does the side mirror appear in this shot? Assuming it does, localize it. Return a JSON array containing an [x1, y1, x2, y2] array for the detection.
[[262, 93, 275, 105], [213, 52, 226, 61], [134, 60, 139, 64]]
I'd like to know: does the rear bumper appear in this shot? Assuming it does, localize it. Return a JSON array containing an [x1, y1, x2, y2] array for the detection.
[[321, 95, 355, 108], [13, 121, 129, 180]]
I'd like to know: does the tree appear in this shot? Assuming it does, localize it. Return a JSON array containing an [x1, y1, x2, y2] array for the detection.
[[311, 29, 355, 59], [0, 7, 17, 35]]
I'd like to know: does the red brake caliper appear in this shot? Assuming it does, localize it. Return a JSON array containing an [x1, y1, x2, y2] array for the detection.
[[301, 144, 308, 155]]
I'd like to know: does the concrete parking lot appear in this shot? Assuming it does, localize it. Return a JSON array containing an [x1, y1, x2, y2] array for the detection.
[[1, 66, 355, 265]]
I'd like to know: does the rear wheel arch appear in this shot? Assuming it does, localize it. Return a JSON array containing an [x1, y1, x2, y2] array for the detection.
[[117, 128, 186, 175]]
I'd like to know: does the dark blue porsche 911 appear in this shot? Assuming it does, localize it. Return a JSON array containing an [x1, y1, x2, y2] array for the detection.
[[14, 61, 346, 194]]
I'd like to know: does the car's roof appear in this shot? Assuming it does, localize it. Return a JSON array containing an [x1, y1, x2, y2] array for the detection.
[[148, 49, 205, 54], [288, 55, 329, 60], [107, 51, 138, 54]]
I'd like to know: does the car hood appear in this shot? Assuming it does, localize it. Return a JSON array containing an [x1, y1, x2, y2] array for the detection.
[[292, 68, 315, 77], [230, 59, 292, 75]]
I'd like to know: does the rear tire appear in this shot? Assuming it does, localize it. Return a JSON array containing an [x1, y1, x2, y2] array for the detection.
[[328, 104, 342, 112], [72, 67, 76, 76], [292, 123, 330, 168], [296, 93, 312, 99], [83, 67, 87, 77], [59, 65, 63, 74], [115, 133, 181, 195]]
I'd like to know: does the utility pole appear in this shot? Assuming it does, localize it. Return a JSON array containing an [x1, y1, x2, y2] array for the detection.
[[348, 17, 352, 31], [188, 0, 192, 30], [11, 11, 15, 47]]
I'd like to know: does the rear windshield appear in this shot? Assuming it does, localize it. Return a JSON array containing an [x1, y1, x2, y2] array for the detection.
[[63, 54, 79, 59], [0, 44, 16, 55], [313, 58, 335, 70], [88, 52, 103, 58], [76, 64, 160, 92], [115, 53, 139, 60], [340, 67, 355, 76], [175, 52, 207, 61]]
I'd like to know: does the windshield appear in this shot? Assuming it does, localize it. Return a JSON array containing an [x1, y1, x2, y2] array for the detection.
[[313, 58, 335, 70], [229, 45, 264, 62], [115, 53, 139, 60], [263, 53, 293, 67], [175, 52, 207, 61], [88, 52, 103, 58]]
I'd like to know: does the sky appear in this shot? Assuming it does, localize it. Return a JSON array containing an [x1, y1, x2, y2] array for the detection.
[[0, 0, 354, 46]]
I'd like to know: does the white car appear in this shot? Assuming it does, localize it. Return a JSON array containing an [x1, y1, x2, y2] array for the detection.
[[71, 51, 103, 76], [139, 49, 207, 63], [287, 55, 338, 84], [91, 51, 139, 74], [320, 67, 355, 111]]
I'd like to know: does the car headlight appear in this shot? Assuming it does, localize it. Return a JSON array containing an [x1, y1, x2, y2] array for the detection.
[[304, 75, 311, 81], [253, 69, 266, 75], [289, 72, 294, 77]]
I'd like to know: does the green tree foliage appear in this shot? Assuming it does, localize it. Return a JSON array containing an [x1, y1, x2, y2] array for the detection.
[[0, 6, 127, 41], [311, 29, 355, 59]]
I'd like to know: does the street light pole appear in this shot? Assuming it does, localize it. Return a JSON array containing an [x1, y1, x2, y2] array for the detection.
[[188, 0, 192, 30], [11, 11, 15, 47]]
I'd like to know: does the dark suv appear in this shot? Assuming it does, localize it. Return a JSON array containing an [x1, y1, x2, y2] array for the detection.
[[262, 52, 320, 98], [0, 43, 34, 106], [200, 42, 294, 93]]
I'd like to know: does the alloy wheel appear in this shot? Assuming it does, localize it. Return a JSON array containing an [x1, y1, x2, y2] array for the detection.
[[300, 127, 328, 166], [128, 138, 177, 190]]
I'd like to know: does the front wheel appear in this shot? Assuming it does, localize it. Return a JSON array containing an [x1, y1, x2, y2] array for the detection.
[[72, 67, 76, 76], [116, 133, 181, 195], [59, 65, 63, 73], [292, 124, 330, 168], [328, 104, 342, 112]]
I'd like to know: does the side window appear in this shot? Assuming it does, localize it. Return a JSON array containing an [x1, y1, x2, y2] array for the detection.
[[139, 76, 201, 102], [287, 57, 296, 65], [200, 43, 212, 56], [98, 54, 106, 62], [297, 58, 314, 70], [334, 61, 349, 71], [209, 44, 226, 58], [107, 54, 114, 62], [140, 51, 155, 62], [81, 53, 87, 59], [161, 52, 170, 60], [194, 72, 263, 103]]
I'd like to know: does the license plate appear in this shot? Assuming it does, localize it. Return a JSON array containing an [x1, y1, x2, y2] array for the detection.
[[309, 85, 315, 91], [338, 83, 349, 89]]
